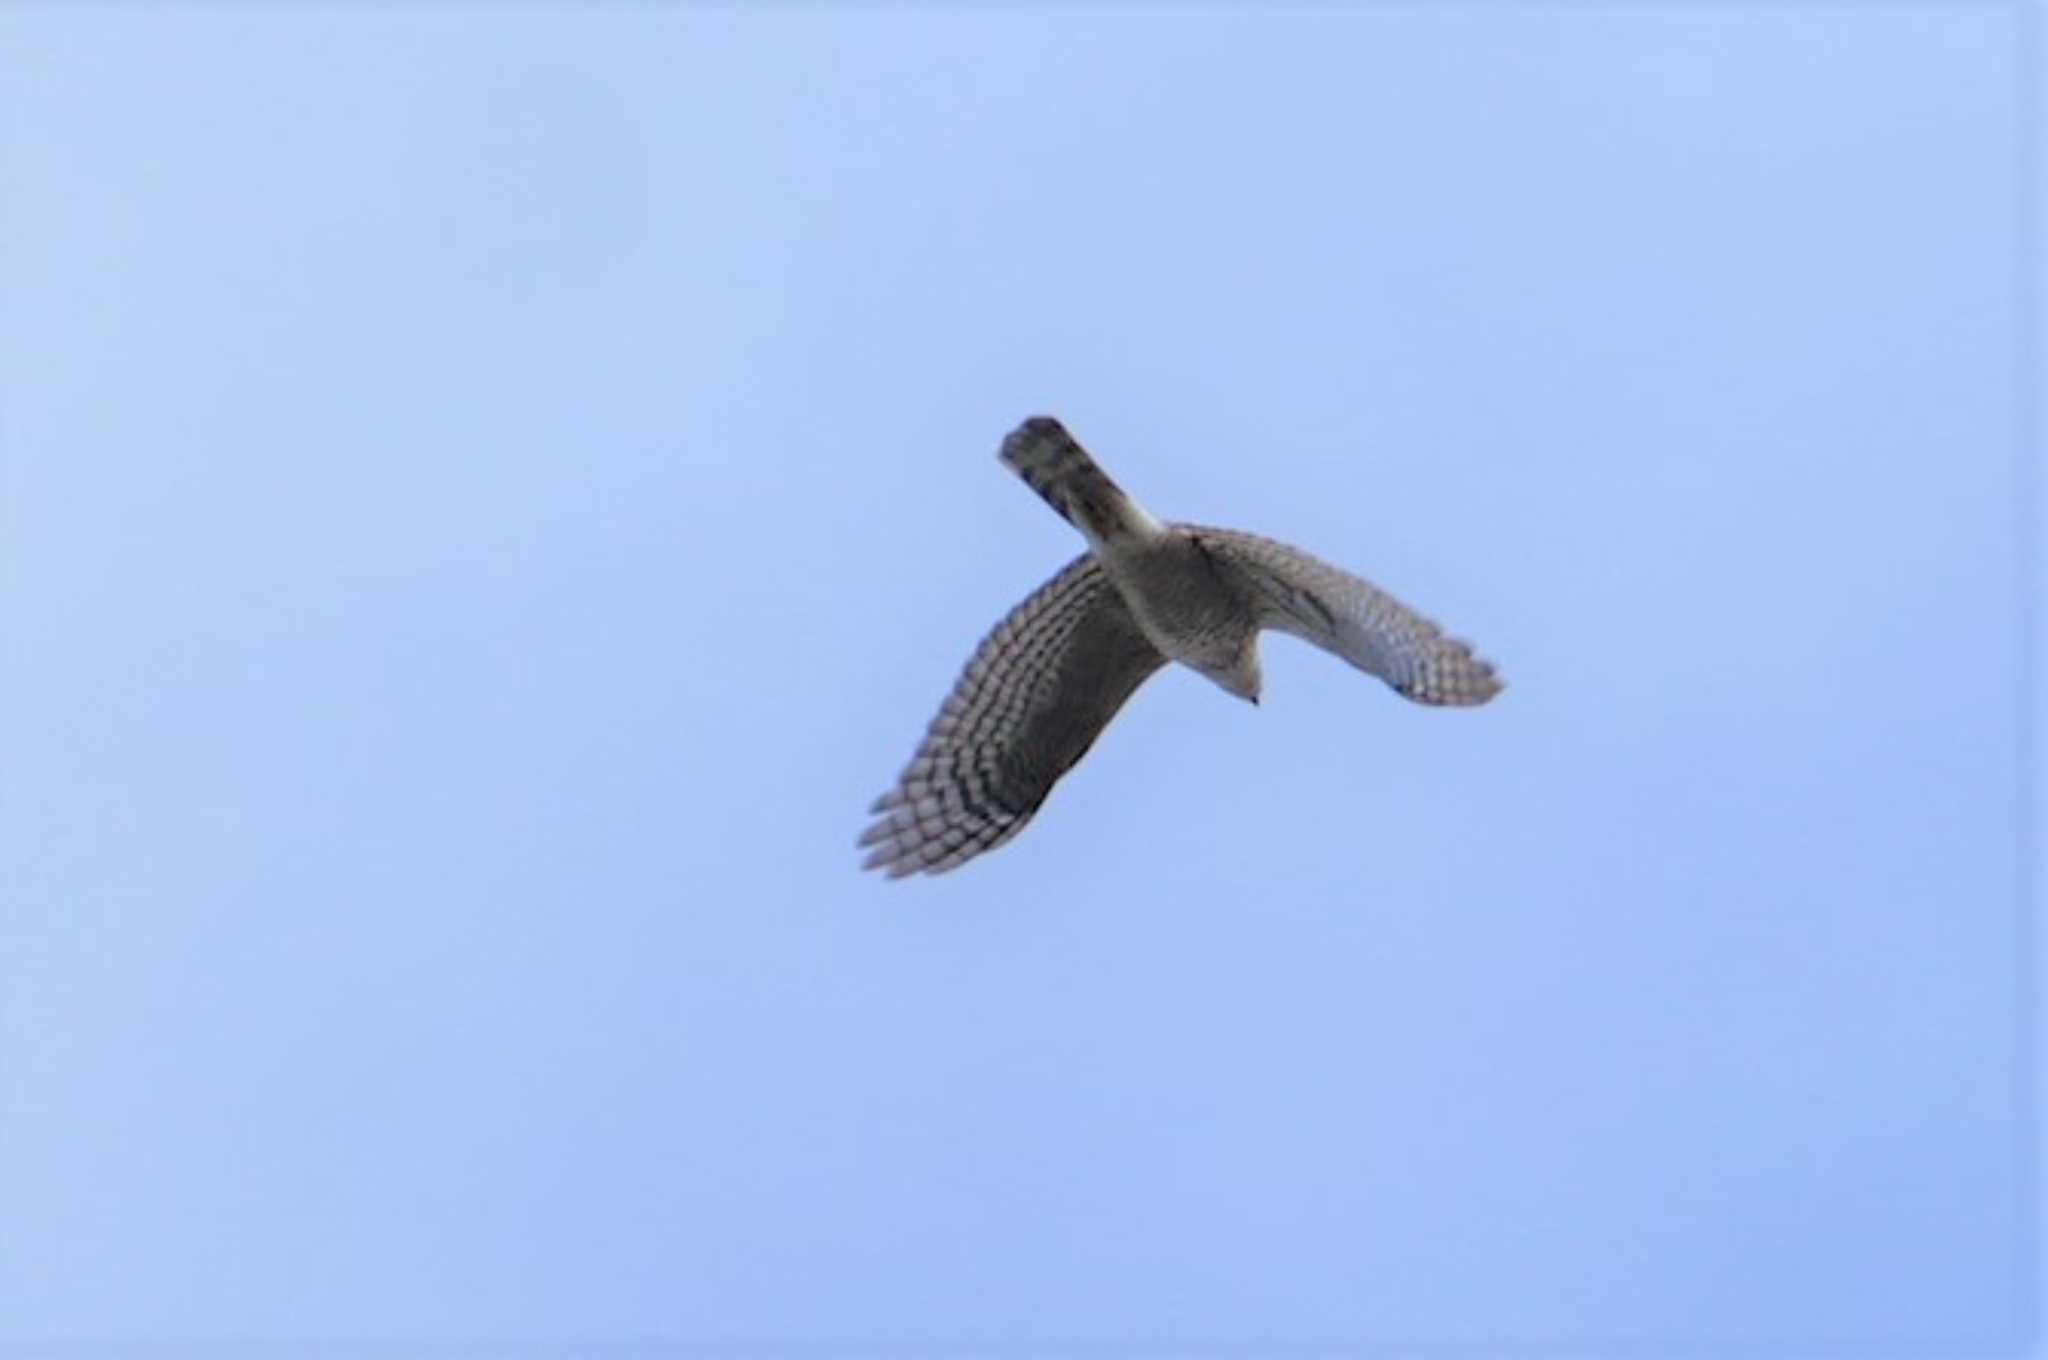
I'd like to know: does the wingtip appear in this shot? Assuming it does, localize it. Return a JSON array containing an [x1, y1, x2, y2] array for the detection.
[[1472, 654, 1506, 702], [860, 829, 936, 879], [860, 851, 927, 880], [1401, 651, 1506, 707]]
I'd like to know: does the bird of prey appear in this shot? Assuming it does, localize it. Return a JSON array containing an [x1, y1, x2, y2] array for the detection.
[[859, 417, 1502, 877]]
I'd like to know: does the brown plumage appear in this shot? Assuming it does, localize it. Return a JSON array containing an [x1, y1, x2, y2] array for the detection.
[[860, 417, 1502, 878]]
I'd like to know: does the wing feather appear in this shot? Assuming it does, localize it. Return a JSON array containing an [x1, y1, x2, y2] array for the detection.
[[1190, 526, 1503, 706], [860, 553, 1166, 878]]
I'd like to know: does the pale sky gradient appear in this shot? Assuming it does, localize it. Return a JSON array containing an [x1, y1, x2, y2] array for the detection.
[[1, 5, 2037, 1353]]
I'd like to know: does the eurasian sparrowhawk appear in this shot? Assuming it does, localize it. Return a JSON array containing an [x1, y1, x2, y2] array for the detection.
[[860, 417, 1502, 877]]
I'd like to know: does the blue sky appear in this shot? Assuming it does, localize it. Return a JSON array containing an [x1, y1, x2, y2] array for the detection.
[[1, 5, 2035, 1352]]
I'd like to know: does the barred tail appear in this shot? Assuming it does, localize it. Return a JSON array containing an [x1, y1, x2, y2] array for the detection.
[[998, 417, 1164, 546]]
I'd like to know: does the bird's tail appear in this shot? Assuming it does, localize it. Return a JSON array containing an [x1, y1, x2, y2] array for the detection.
[[999, 417, 1164, 547]]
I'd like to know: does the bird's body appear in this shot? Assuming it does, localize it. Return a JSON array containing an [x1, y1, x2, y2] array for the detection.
[[1100, 534, 1264, 700], [860, 417, 1501, 877]]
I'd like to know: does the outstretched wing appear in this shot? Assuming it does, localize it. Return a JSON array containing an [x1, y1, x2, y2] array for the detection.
[[860, 553, 1167, 878], [1190, 526, 1503, 706]]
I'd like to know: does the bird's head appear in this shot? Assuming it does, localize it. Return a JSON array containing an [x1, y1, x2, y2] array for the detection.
[[1198, 639, 1263, 706]]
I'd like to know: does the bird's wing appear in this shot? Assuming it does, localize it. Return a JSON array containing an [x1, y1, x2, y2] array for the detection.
[[1190, 526, 1503, 706], [860, 553, 1168, 878]]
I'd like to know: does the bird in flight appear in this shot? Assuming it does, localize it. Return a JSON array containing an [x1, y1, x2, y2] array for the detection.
[[860, 417, 1502, 877]]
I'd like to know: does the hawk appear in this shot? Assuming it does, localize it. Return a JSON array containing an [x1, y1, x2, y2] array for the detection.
[[859, 417, 1502, 877]]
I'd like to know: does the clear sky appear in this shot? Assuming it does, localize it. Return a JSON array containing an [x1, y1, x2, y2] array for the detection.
[[1, 5, 2035, 1353]]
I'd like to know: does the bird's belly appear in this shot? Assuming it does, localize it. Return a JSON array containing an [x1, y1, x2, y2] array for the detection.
[[1104, 550, 1254, 665]]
